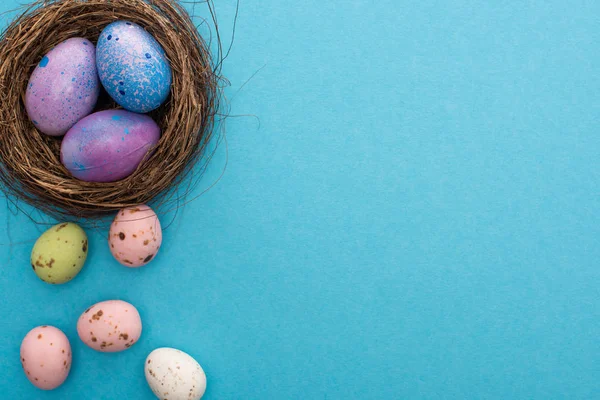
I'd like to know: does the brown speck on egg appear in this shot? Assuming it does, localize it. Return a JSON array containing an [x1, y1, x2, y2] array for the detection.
[[82, 240, 88, 252], [119, 333, 129, 340], [50, 343, 53, 346], [37, 334, 42, 339], [119, 232, 125, 240], [31, 263, 35, 270], [46, 258, 55, 268], [111, 243, 114, 248], [62, 350, 65, 354], [35, 260, 44, 268], [148, 359, 151, 364], [143, 240, 149, 246], [124, 259, 133, 265], [125, 343, 131, 348], [144, 254, 154, 263], [35, 377, 38, 381], [56, 223, 68, 232], [91, 337, 97, 342], [133, 234, 137, 238], [63, 360, 67, 366]]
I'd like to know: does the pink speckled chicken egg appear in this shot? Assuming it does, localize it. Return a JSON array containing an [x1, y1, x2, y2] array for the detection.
[[77, 300, 142, 352], [109, 205, 162, 267], [20, 326, 72, 390]]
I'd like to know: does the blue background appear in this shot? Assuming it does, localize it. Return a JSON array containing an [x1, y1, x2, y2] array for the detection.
[[1, 0, 599, 398]]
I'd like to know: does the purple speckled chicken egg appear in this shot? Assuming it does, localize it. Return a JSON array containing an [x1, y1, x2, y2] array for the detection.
[[25, 38, 100, 136], [60, 109, 160, 182], [97, 21, 172, 113]]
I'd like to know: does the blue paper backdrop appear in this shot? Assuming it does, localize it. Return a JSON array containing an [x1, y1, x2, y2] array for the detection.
[[1, 0, 599, 399]]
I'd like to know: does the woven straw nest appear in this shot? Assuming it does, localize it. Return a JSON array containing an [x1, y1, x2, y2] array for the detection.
[[0, 0, 219, 219]]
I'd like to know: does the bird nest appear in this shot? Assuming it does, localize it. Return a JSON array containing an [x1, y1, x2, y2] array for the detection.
[[0, 0, 219, 218]]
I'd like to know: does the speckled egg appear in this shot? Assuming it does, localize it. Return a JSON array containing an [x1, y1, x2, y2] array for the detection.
[[145, 348, 207, 400], [77, 300, 142, 352], [61, 109, 160, 182], [96, 21, 172, 113], [30, 222, 88, 285], [20, 326, 72, 390], [25, 38, 100, 136], [109, 205, 162, 267]]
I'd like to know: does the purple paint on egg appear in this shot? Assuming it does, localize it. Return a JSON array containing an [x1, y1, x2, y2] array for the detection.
[[25, 38, 100, 136], [60, 110, 161, 182]]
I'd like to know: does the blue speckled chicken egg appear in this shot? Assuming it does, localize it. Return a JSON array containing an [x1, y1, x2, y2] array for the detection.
[[25, 38, 100, 136], [96, 21, 172, 113]]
